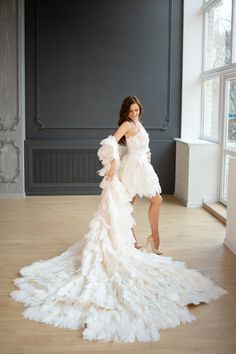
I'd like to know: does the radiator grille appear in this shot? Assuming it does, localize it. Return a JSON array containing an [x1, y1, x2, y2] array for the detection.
[[32, 149, 100, 184]]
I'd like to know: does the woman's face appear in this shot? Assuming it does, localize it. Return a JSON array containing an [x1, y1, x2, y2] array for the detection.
[[128, 103, 140, 121]]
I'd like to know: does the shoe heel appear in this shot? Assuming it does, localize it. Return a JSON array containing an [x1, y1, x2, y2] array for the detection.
[[149, 235, 162, 255]]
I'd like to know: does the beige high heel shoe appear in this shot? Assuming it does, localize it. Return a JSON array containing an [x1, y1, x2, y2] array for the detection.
[[132, 228, 142, 249], [144, 235, 162, 255]]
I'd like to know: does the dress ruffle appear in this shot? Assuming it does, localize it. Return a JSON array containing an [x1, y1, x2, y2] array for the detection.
[[10, 135, 228, 343], [119, 153, 162, 198]]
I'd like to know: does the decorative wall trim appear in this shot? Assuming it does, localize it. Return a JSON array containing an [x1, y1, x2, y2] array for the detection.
[[33, 0, 173, 132], [0, 139, 21, 183], [25, 139, 101, 194], [0, 0, 21, 132], [0, 0, 23, 191], [0, 115, 20, 131]]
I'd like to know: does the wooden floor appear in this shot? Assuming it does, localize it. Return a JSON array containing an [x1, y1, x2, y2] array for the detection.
[[0, 195, 235, 354]]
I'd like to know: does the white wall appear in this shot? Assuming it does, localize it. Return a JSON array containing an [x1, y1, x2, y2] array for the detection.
[[224, 157, 236, 255], [181, 0, 203, 139], [174, 139, 219, 207]]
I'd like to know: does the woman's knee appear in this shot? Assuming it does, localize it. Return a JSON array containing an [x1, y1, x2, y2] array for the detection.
[[150, 193, 163, 205]]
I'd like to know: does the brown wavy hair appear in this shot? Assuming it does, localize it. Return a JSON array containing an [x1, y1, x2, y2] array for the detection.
[[117, 95, 144, 146]]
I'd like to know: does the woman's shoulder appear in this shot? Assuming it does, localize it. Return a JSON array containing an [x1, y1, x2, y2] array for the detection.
[[120, 121, 131, 129], [119, 121, 132, 134]]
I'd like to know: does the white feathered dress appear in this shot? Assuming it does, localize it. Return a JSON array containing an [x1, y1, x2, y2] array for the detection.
[[10, 134, 227, 343], [118, 122, 162, 198]]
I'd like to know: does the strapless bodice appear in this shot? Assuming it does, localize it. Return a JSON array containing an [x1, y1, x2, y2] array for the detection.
[[126, 124, 150, 154]]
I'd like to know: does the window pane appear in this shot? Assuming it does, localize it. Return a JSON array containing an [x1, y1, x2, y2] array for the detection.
[[226, 78, 236, 150], [205, 0, 232, 70], [203, 78, 220, 139], [222, 154, 230, 201]]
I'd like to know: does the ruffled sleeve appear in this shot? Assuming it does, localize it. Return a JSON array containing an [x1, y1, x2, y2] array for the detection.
[[97, 135, 120, 177]]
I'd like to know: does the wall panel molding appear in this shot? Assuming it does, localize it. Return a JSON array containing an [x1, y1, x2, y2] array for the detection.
[[0, 115, 20, 131], [26, 0, 177, 132], [0, 0, 24, 195], [0, 139, 21, 183], [25, 140, 102, 195]]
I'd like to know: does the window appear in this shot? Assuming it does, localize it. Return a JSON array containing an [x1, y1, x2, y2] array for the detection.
[[204, 0, 232, 70], [225, 78, 236, 150], [202, 77, 220, 140], [220, 76, 236, 204], [201, 0, 236, 205]]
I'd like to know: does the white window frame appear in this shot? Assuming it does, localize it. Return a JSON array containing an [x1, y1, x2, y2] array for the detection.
[[201, 0, 236, 205], [201, 0, 236, 142], [200, 74, 221, 142], [202, 0, 236, 74], [232, 0, 236, 62], [219, 70, 236, 205]]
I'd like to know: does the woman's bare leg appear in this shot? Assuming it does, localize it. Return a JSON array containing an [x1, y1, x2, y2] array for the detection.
[[148, 194, 163, 249]]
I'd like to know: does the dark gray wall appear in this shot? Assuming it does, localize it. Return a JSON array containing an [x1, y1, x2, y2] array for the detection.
[[25, 0, 183, 195]]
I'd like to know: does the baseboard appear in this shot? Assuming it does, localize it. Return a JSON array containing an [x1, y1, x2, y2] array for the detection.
[[224, 238, 236, 255], [174, 192, 203, 208], [0, 193, 26, 198], [185, 201, 203, 208], [202, 197, 218, 203]]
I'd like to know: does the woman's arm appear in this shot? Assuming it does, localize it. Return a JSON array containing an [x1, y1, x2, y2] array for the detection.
[[113, 121, 129, 143], [106, 122, 129, 180]]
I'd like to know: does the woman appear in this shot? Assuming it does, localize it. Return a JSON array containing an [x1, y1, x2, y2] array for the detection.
[[106, 95, 163, 253], [10, 96, 227, 343]]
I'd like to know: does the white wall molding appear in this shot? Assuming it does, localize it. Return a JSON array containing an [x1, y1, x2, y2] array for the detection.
[[0, 0, 25, 196], [0, 139, 21, 183]]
